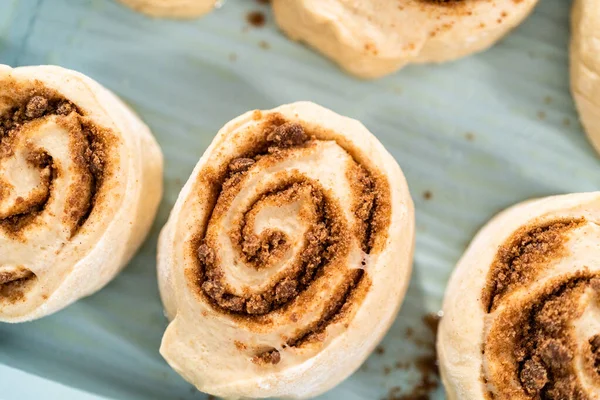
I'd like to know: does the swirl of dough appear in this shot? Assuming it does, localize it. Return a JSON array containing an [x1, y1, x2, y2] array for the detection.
[[571, 0, 600, 155], [0, 65, 163, 322], [116, 0, 216, 18], [158, 102, 414, 399], [273, 0, 540, 78], [439, 193, 600, 400]]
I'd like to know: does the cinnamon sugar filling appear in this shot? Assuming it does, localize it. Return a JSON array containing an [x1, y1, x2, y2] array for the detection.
[[483, 219, 600, 399], [191, 117, 390, 358], [0, 88, 111, 237], [0, 268, 37, 303], [483, 219, 584, 312]]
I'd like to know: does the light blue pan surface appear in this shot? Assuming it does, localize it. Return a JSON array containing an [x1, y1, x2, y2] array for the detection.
[[0, 0, 593, 399]]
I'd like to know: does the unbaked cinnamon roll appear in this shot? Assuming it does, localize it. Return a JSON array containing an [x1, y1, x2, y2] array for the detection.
[[571, 0, 600, 155], [438, 192, 600, 399], [116, 0, 216, 18], [158, 102, 414, 398], [0, 65, 163, 322], [273, 0, 540, 78]]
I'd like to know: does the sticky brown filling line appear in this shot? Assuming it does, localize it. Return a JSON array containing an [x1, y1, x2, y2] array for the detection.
[[484, 219, 584, 313], [512, 274, 600, 400], [0, 92, 106, 300], [193, 119, 383, 363], [483, 219, 600, 399]]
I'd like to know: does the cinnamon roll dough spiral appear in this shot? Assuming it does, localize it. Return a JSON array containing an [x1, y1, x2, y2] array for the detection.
[[0, 65, 163, 322], [116, 0, 216, 18], [571, 0, 600, 155], [438, 193, 600, 400], [273, 0, 540, 79], [158, 102, 414, 399]]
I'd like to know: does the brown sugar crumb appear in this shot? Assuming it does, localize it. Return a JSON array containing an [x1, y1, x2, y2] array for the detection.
[[197, 243, 215, 265], [483, 219, 583, 312], [520, 359, 548, 394], [385, 354, 439, 399], [241, 229, 288, 267], [589, 335, 600, 374], [266, 122, 307, 149], [228, 157, 255, 173], [252, 349, 281, 365], [423, 312, 441, 337], [246, 294, 271, 315], [25, 96, 48, 118], [56, 101, 75, 116], [246, 11, 266, 27], [234, 341, 247, 351], [274, 277, 298, 303]]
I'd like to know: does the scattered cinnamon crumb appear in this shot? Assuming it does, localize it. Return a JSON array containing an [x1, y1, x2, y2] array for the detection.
[[25, 96, 48, 118], [259, 40, 270, 50], [266, 122, 307, 148], [252, 349, 281, 365], [375, 346, 385, 355], [464, 132, 475, 141], [234, 341, 247, 351], [228, 157, 255, 173], [422, 191, 432, 201], [246, 11, 266, 27]]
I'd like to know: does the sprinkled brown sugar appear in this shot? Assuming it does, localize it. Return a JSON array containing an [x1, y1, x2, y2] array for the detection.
[[188, 113, 390, 362]]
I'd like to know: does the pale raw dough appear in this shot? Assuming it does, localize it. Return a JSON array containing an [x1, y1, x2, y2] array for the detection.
[[117, 0, 216, 18], [571, 0, 600, 154], [438, 193, 600, 399], [0, 65, 163, 322], [273, 0, 540, 78], [157, 102, 415, 398]]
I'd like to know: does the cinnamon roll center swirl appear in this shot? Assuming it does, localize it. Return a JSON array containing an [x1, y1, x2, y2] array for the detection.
[[187, 115, 391, 356], [0, 85, 114, 239]]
